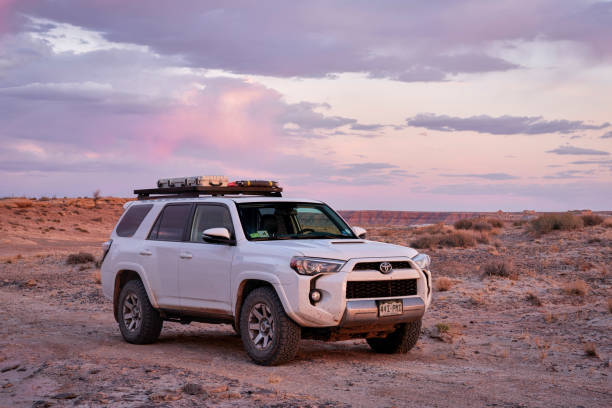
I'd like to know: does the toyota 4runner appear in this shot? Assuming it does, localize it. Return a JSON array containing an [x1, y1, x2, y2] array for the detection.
[[100, 179, 432, 365]]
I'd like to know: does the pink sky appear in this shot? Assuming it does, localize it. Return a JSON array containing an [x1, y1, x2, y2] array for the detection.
[[0, 1, 610, 211]]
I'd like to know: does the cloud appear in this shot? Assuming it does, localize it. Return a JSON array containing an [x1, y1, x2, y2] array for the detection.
[[601, 131, 612, 139], [439, 173, 518, 180], [546, 145, 610, 156], [543, 169, 594, 179], [406, 113, 609, 135], [570, 160, 612, 165], [9, 1, 612, 82]]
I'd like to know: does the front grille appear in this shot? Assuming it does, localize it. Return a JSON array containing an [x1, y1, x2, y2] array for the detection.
[[352, 261, 412, 271], [346, 279, 417, 299]]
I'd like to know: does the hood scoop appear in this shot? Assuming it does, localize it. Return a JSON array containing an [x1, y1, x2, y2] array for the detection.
[[330, 240, 365, 244]]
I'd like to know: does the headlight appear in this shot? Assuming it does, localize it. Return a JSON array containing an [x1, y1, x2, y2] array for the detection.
[[290, 257, 345, 275], [412, 253, 431, 270]]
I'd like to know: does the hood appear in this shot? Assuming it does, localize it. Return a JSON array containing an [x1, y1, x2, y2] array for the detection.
[[253, 239, 419, 261]]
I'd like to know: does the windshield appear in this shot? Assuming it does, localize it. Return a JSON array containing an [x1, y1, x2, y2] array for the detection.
[[237, 202, 357, 241]]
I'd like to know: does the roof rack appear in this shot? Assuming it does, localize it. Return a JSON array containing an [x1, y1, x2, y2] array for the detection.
[[134, 185, 283, 200]]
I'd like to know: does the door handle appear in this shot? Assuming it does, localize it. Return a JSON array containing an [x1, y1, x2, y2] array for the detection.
[[139, 250, 152, 256], [180, 252, 193, 259]]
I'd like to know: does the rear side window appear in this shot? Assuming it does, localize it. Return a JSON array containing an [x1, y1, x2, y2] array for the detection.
[[148, 204, 192, 241], [116, 204, 153, 237]]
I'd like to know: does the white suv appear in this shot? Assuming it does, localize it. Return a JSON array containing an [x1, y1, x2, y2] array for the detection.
[[101, 188, 432, 365]]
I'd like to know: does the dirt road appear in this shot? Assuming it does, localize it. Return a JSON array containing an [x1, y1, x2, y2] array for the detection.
[[1, 259, 609, 407]]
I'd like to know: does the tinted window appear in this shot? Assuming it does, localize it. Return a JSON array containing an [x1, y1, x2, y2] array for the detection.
[[148, 204, 191, 241], [116, 204, 153, 237], [189, 205, 234, 242]]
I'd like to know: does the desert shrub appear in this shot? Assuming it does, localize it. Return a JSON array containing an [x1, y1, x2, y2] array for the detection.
[[454, 219, 473, 230], [38, 196, 50, 201], [472, 221, 493, 232], [438, 231, 476, 247], [563, 279, 589, 296], [435, 277, 453, 292], [603, 218, 612, 228], [486, 218, 504, 228], [410, 235, 438, 249], [483, 259, 516, 279], [531, 213, 583, 235], [66, 252, 95, 265], [581, 214, 603, 226], [415, 222, 447, 235], [14, 199, 33, 208], [475, 232, 490, 244], [526, 292, 543, 306], [513, 219, 528, 227]]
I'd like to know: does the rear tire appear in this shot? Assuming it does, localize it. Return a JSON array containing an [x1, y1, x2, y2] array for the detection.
[[118, 280, 163, 344], [366, 319, 422, 354], [239, 287, 300, 365]]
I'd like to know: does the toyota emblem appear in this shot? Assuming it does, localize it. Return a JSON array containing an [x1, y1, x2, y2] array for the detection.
[[379, 262, 392, 274]]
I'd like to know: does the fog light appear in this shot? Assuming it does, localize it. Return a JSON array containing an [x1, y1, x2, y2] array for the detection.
[[309, 289, 322, 303]]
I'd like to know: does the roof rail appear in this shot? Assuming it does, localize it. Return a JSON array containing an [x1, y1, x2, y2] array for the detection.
[[134, 185, 283, 200]]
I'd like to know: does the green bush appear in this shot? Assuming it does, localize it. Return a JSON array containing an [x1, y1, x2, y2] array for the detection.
[[531, 213, 583, 235]]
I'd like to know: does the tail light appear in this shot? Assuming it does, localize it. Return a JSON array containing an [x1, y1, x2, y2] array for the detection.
[[101, 239, 113, 263]]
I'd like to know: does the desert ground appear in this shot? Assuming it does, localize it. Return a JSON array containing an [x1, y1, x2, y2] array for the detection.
[[0, 197, 610, 407]]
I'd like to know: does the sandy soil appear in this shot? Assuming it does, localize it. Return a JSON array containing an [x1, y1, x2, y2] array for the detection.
[[0, 198, 610, 407]]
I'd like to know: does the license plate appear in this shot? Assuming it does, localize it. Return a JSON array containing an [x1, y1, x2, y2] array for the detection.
[[378, 300, 403, 317]]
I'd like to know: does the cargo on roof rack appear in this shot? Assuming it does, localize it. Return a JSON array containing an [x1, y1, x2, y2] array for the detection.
[[134, 185, 282, 200]]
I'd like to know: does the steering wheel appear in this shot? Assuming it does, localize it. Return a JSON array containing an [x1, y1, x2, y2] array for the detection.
[[298, 228, 315, 235]]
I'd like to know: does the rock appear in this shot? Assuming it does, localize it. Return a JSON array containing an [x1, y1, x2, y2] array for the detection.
[[25, 279, 37, 287], [52, 392, 78, 400], [182, 383, 205, 396], [31, 401, 52, 408], [0, 363, 20, 373], [208, 385, 228, 394]]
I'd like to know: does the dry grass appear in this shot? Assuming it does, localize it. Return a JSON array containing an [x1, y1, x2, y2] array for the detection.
[[563, 279, 589, 297], [66, 252, 96, 265], [435, 277, 453, 292], [411, 230, 478, 249], [603, 218, 612, 228], [483, 259, 517, 279], [530, 213, 583, 235]]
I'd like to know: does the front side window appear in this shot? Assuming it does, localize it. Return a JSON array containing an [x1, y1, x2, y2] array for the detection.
[[189, 205, 234, 242], [237, 202, 356, 241], [148, 204, 192, 241]]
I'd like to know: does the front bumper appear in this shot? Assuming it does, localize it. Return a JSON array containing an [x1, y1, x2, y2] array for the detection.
[[340, 297, 425, 327], [276, 257, 432, 328]]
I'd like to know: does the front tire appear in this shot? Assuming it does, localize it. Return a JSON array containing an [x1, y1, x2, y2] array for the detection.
[[117, 280, 163, 344], [366, 319, 422, 354], [239, 287, 300, 365]]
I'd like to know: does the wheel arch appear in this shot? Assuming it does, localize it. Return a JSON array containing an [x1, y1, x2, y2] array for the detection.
[[113, 269, 157, 322], [234, 279, 278, 333]]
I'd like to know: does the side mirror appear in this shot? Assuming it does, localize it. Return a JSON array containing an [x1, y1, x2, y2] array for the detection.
[[202, 228, 234, 245], [352, 226, 367, 239]]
